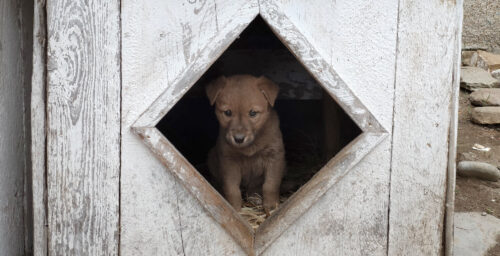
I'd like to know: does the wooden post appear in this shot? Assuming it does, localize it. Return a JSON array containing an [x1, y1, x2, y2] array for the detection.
[[45, 0, 121, 254], [388, 0, 463, 255], [31, 0, 48, 255]]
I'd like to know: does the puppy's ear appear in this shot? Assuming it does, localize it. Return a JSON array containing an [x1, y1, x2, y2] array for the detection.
[[257, 76, 279, 107], [206, 76, 227, 105]]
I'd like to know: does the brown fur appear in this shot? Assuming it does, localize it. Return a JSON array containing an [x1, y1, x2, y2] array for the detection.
[[206, 75, 285, 212]]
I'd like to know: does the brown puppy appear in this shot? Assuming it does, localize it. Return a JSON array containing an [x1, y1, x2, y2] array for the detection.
[[206, 75, 285, 212]]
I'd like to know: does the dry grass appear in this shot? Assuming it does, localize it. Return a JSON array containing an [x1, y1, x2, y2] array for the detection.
[[238, 129, 326, 230], [239, 193, 287, 230]]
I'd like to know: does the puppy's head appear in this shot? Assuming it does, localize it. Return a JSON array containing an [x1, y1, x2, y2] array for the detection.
[[206, 75, 279, 148]]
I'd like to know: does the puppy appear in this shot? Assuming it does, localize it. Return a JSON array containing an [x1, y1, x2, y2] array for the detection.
[[206, 75, 285, 212]]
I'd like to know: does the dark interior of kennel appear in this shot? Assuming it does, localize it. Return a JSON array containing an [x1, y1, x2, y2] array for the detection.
[[156, 16, 361, 199]]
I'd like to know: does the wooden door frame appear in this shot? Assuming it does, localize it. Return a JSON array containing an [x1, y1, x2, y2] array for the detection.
[[132, 1, 387, 254], [32, 0, 462, 255]]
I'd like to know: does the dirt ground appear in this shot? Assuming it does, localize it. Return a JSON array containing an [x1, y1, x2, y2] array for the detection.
[[455, 89, 500, 255]]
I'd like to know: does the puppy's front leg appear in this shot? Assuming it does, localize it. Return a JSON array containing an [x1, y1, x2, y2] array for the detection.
[[262, 155, 285, 212], [220, 160, 242, 211]]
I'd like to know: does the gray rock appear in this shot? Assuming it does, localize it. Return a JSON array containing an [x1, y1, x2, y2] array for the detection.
[[471, 107, 500, 124], [492, 69, 500, 80], [470, 88, 500, 106], [454, 212, 500, 256], [461, 50, 475, 66], [470, 50, 500, 72], [457, 161, 500, 181], [460, 67, 500, 91]]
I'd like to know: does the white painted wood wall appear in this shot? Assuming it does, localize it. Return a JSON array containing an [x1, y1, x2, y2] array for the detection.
[[32, 0, 463, 255], [0, 0, 33, 254]]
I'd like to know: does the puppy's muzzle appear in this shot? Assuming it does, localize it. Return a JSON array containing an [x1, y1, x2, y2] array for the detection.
[[233, 134, 245, 144]]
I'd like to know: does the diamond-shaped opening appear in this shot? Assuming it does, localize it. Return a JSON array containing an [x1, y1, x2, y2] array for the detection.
[[155, 16, 361, 230]]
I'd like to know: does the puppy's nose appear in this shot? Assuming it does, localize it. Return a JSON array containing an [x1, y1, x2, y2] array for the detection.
[[233, 134, 245, 144]]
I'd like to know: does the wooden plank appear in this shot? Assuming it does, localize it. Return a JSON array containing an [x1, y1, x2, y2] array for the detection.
[[255, 1, 394, 254], [445, 2, 463, 255], [260, 0, 384, 134], [0, 0, 29, 254], [20, 0, 35, 252], [121, 2, 187, 254], [133, 127, 254, 255], [45, 0, 121, 254], [133, 1, 259, 128], [256, 132, 387, 254], [125, 0, 398, 254], [31, 0, 47, 255], [134, 1, 389, 253], [388, 0, 463, 255], [262, 141, 393, 256], [257, 0, 399, 254], [121, 1, 257, 255]]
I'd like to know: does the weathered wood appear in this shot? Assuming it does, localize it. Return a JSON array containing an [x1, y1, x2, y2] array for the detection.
[[46, 0, 121, 254], [130, 1, 393, 255], [0, 0, 30, 254], [262, 145, 395, 256], [445, 3, 463, 255], [134, 2, 388, 254], [133, 2, 259, 128], [256, 132, 387, 254], [388, 0, 463, 255], [133, 127, 254, 255], [255, 1, 391, 254], [258, 0, 398, 255], [121, 0, 258, 255], [31, 0, 48, 255], [119, 0, 459, 254], [260, 1, 384, 134], [20, 0, 35, 252]]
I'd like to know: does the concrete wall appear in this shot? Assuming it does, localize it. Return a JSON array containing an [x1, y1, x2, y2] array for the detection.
[[0, 0, 33, 254], [462, 0, 500, 53]]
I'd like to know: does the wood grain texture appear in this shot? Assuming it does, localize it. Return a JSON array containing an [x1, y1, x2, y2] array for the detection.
[[122, 0, 457, 254], [0, 0, 29, 254], [132, 1, 388, 254], [31, 0, 48, 255], [133, 127, 254, 255], [256, 1, 397, 255], [121, 0, 258, 255], [445, 3, 463, 255], [258, 0, 398, 255], [20, 0, 34, 254], [262, 142, 394, 256], [133, 1, 259, 127], [256, 132, 387, 254], [388, 0, 462, 255], [46, 0, 121, 254], [260, 0, 384, 134]]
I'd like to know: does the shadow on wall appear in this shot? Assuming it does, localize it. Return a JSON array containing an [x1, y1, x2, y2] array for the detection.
[[0, 0, 34, 255]]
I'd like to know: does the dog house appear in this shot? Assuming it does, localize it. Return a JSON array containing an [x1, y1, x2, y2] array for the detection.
[[32, 0, 463, 255]]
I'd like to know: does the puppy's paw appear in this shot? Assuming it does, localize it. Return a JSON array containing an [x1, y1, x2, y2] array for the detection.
[[263, 201, 279, 217], [231, 202, 242, 212]]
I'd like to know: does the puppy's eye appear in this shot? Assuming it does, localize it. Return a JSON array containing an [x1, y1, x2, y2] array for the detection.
[[249, 110, 257, 117], [224, 110, 232, 117]]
